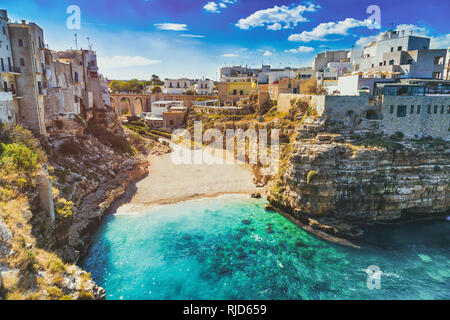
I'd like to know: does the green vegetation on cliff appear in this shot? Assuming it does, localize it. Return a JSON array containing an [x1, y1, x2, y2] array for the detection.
[[0, 124, 96, 300]]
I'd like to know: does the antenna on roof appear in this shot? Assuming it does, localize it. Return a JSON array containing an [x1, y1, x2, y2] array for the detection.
[[87, 37, 92, 50], [74, 33, 78, 50], [391, 22, 394, 30]]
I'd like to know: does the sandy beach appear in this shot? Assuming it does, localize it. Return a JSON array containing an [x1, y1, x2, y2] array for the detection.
[[115, 145, 258, 213]]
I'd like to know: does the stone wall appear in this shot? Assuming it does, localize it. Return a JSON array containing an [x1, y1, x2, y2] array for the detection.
[[278, 94, 369, 122], [381, 95, 450, 140], [0, 92, 15, 124]]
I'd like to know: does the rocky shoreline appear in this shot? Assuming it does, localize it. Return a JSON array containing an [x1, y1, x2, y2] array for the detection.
[[267, 118, 449, 241]]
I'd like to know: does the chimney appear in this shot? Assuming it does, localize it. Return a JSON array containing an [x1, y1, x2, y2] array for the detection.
[[21, 20, 26, 25]]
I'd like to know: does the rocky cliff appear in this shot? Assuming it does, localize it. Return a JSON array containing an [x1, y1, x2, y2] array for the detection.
[[268, 118, 449, 238], [0, 107, 164, 300]]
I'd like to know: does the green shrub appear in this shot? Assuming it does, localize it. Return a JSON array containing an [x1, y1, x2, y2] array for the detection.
[[59, 139, 84, 155], [307, 170, 319, 184], [0, 142, 40, 173], [86, 120, 133, 154], [55, 120, 64, 129], [390, 131, 404, 141], [55, 198, 75, 218], [47, 286, 63, 299]]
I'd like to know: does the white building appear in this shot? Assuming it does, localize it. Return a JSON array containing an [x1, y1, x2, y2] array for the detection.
[[163, 79, 191, 94], [351, 30, 447, 79], [195, 79, 214, 95], [336, 74, 396, 97], [151, 100, 184, 116]]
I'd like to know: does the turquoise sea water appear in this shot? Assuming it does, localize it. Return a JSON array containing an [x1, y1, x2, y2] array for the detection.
[[82, 195, 450, 300]]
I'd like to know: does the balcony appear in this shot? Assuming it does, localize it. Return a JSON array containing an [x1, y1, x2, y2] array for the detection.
[[1, 87, 17, 95], [1, 66, 21, 75]]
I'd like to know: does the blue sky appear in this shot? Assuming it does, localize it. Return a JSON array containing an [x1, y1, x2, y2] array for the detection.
[[1, 0, 449, 80]]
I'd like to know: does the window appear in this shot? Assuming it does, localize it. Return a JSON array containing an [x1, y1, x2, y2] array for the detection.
[[240, 90, 244, 95], [432, 72, 442, 79], [371, 64, 374, 68], [434, 57, 444, 65], [427, 105, 431, 113], [410, 105, 414, 114], [383, 61, 386, 66], [2, 27, 5, 35], [20, 58, 25, 66], [447, 106, 450, 114], [379, 62, 383, 67], [397, 105, 407, 117], [441, 105, 444, 114], [417, 105, 421, 114], [37, 81, 42, 94], [390, 47, 394, 52], [407, 59, 413, 64], [434, 105, 438, 114], [0, 58, 3, 72], [233, 89, 237, 95], [397, 46, 402, 51], [390, 105, 394, 114], [18, 39, 23, 47], [389, 60, 394, 65]]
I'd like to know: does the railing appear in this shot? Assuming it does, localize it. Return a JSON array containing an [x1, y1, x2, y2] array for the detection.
[[1, 66, 21, 73], [1, 88, 17, 94]]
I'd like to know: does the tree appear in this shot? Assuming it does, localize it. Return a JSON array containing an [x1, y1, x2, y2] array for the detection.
[[307, 83, 328, 95], [152, 86, 162, 93], [109, 80, 121, 92]]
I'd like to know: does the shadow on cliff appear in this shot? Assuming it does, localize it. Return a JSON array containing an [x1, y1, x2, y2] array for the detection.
[[106, 182, 139, 214]]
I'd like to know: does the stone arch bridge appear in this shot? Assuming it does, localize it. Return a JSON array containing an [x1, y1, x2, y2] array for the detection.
[[110, 93, 218, 117]]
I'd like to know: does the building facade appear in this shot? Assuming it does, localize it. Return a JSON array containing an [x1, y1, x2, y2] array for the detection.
[[351, 30, 446, 79], [0, 10, 19, 124], [195, 79, 214, 95], [163, 79, 191, 94], [9, 20, 47, 135]]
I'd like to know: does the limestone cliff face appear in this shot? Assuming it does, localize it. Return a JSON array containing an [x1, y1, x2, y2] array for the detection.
[[268, 121, 449, 237], [36, 108, 150, 263]]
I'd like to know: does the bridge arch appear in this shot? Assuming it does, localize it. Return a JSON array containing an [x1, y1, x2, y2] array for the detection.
[[120, 97, 132, 117], [133, 96, 144, 115]]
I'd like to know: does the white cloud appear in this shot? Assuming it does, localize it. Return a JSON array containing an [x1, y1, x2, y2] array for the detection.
[[394, 24, 450, 49], [285, 46, 314, 53], [204, 1, 237, 13], [288, 18, 378, 42], [180, 34, 205, 38], [236, 3, 319, 30], [154, 23, 188, 31], [263, 50, 273, 56], [431, 34, 450, 49], [222, 53, 239, 57], [355, 35, 378, 47], [267, 23, 282, 31], [203, 2, 219, 13], [98, 56, 161, 69]]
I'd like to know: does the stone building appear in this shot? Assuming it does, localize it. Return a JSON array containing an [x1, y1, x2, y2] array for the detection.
[[0, 10, 19, 124], [351, 30, 447, 79], [9, 19, 47, 135], [195, 79, 215, 95]]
